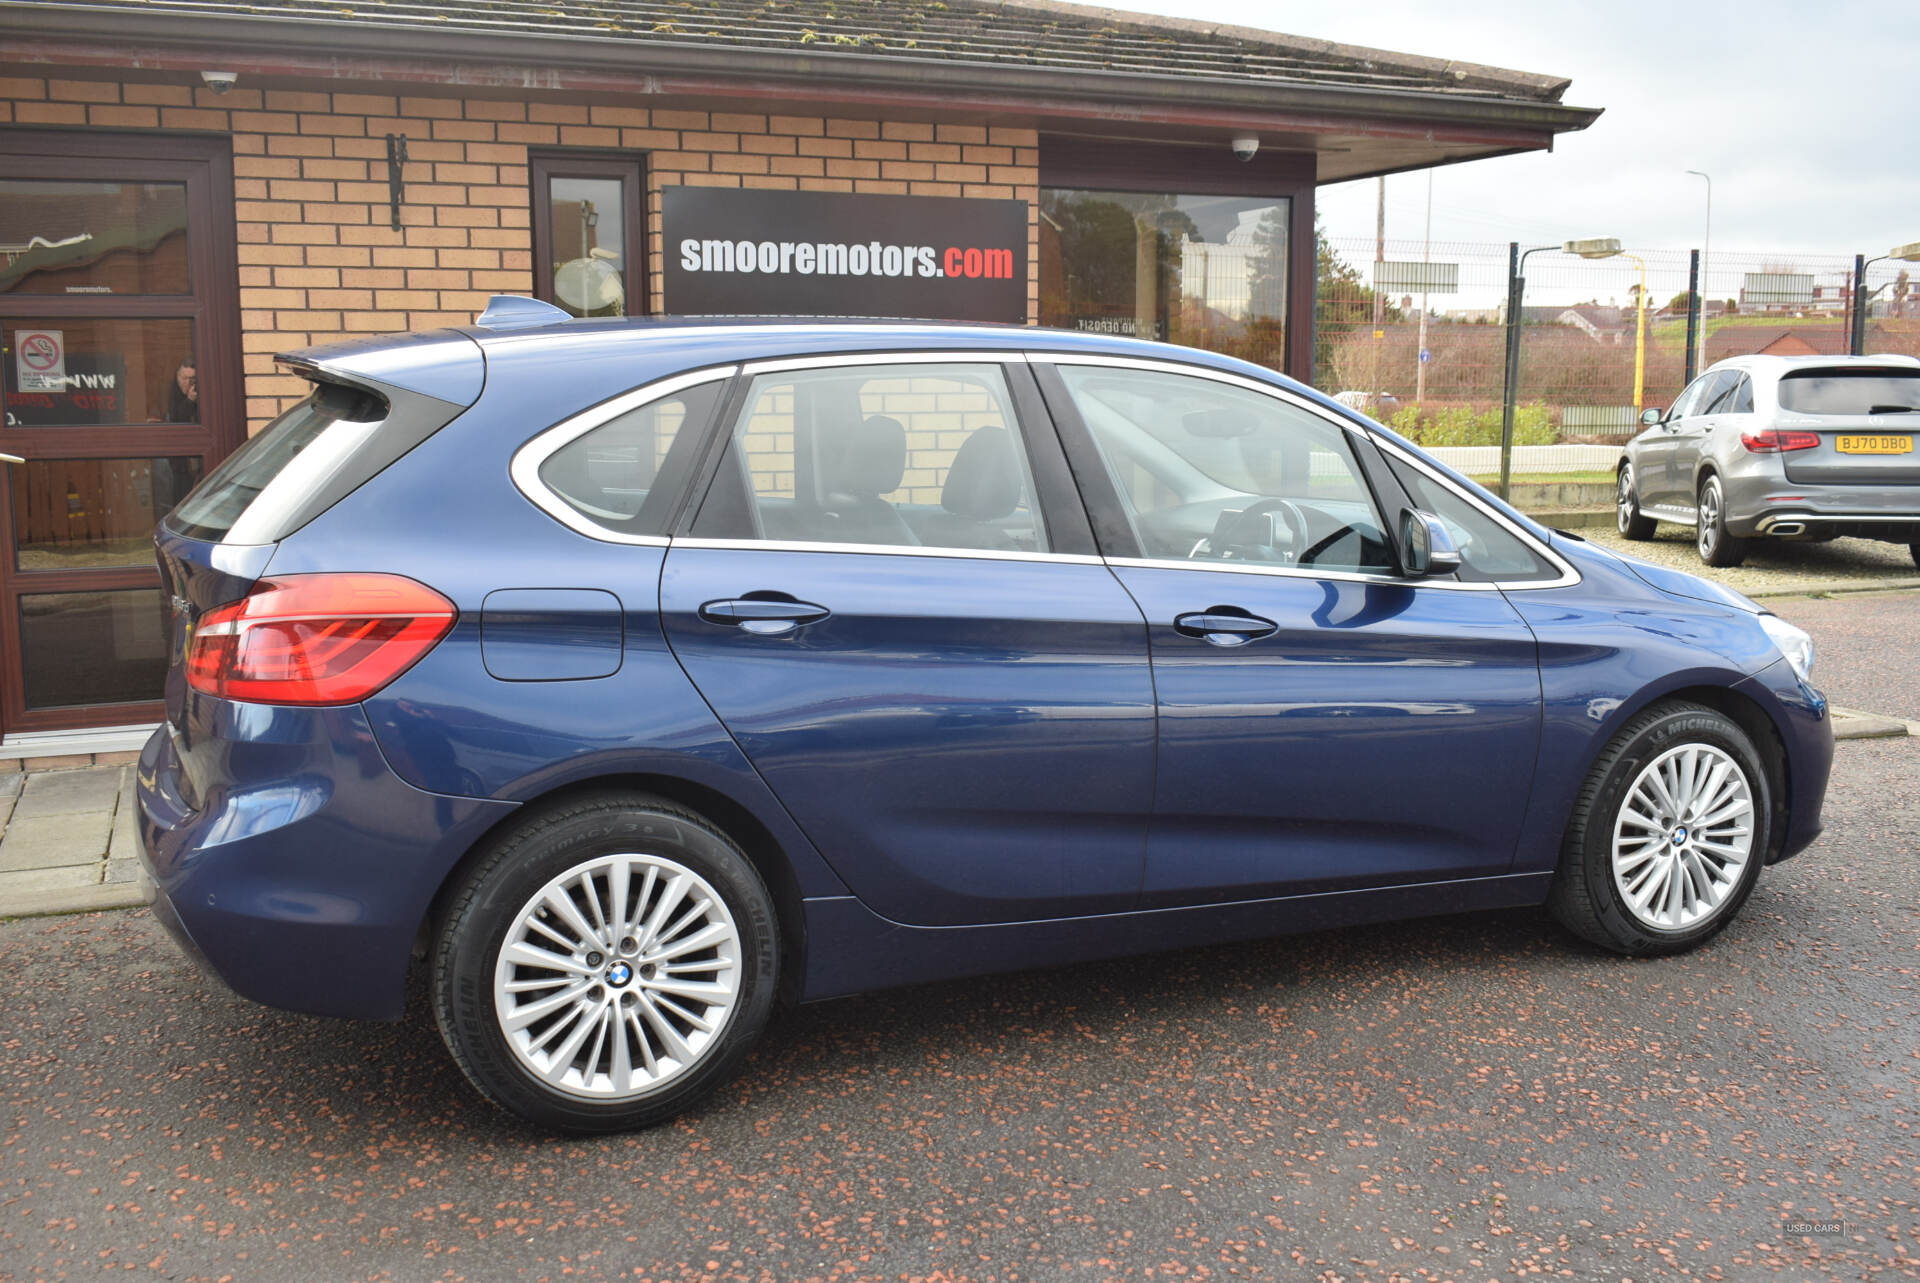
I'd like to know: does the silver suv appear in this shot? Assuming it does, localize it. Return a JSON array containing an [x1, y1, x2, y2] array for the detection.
[[1617, 354, 1920, 567]]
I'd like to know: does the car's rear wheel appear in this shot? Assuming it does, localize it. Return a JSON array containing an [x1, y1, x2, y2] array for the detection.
[[432, 793, 779, 1133], [1696, 475, 1747, 567], [1548, 701, 1770, 955], [1617, 465, 1657, 540], [1910, 540, 1920, 571]]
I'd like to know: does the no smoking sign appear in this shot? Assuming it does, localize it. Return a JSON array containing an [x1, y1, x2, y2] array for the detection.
[[16, 329, 67, 391]]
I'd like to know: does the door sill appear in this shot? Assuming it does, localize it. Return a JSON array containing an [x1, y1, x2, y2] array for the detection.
[[1, 722, 158, 762]]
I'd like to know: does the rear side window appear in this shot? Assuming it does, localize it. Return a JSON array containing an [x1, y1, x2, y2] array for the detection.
[[170, 382, 388, 544], [1778, 368, 1920, 415], [693, 362, 1049, 554], [537, 382, 723, 537]]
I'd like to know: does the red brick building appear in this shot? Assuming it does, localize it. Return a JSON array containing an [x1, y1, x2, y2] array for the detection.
[[0, 0, 1597, 741]]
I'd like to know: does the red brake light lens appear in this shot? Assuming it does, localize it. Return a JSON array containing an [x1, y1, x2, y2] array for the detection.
[[1740, 430, 1821, 453], [185, 573, 456, 705]]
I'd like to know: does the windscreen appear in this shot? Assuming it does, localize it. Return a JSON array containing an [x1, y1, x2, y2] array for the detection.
[[169, 382, 388, 544], [1776, 368, 1920, 415]]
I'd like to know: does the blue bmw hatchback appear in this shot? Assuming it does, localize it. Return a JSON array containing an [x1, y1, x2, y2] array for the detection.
[[139, 300, 1831, 1131]]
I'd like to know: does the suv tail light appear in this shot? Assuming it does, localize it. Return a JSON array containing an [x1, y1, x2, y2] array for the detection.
[[1740, 430, 1821, 453], [185, 573, 456, 705]]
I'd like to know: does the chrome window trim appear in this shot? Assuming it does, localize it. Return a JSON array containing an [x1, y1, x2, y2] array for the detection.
[[509, 365, 738, 546], [1367, 434, 1581, 590], [671, 536, 1105, 566], [1106, 555, 1503, 591], [1033, 352, 1580, 592], [740, 350, 1031, 376]]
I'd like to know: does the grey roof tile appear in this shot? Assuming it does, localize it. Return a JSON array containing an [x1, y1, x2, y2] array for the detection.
[[17, 0, 1575, 102]]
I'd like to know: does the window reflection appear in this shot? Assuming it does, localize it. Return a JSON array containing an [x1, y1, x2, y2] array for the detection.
[[1040, 190, 1288, 370], [12, 456, 203, 571], [19, 587, 169, 710], [2, 318, 196, 427], [0, 181, 190, 295], [548, 176, 627, 317]]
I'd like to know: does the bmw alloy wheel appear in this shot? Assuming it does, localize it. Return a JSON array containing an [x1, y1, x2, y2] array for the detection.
[[492, 853, 743, 1100], [1609, 742, 1755, 931]]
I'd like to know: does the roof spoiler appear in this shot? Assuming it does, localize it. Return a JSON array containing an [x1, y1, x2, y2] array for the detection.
[[277, 330, 486, 407]]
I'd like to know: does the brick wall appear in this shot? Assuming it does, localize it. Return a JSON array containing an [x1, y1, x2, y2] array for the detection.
[[0, 74, 1041, 434]]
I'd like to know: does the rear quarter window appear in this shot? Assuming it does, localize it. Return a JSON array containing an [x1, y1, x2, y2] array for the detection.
[[169, 382, 388, 544]]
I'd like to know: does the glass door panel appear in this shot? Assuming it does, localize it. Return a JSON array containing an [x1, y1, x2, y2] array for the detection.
[[0, 179, 192, 296], [0, 132, 240, 734]]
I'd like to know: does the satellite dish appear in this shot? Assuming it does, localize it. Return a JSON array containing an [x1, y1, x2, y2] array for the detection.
[[554, 251, 625, 316]]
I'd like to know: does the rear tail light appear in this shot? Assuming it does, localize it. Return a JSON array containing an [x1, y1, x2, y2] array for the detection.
[[1740, 430, 1821, 453], [185, 573, 456, 705]]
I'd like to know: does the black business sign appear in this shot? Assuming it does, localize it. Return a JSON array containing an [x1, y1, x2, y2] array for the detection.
[[662, 187, 1028, 323]]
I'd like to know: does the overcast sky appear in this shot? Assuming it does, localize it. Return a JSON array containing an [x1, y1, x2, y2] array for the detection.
[[1084, 0, 1920, 285]]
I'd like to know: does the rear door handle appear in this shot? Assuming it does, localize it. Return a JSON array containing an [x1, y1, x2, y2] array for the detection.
[[699, 597, 831, 635], [1173, 608, 1278, 647]]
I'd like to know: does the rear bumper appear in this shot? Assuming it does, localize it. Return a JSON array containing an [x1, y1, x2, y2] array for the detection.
[[1723, 474, 1920, 539], [137, 703, 516, 1021]]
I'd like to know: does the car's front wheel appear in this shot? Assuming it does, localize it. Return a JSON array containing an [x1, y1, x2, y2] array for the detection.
[[1696, 475, 1748, 567], [432, 793, 780, 1133], [1548, 701, 1771, 955], [1617, 465, 1656, 540]]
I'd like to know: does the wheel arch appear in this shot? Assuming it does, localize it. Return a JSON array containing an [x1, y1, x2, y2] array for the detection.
[[419, 772, 812, 1005], [1603, 681, 1792, 864]]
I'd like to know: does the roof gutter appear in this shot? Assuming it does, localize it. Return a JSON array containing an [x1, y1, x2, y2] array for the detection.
[[0, 4, 1602, 140]]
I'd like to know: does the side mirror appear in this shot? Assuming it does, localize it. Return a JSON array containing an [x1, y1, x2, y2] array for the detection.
[[1400, 509, 1463, 578], [1640, 407, 1665, 427]]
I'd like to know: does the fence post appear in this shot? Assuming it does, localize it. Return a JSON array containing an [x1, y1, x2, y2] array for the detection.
[[1499, 241, 1521, 501], [1684, 249, 1701, 385], [1852, 253, 1868, 355]]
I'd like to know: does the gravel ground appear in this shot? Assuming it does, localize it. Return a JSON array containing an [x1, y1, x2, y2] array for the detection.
[[2, 612, 1916, 1281], [1580, 525, 1920, 597]]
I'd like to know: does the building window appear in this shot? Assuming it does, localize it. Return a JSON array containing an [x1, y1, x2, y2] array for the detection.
[[529, 151, 646, 318], [1039, 191, 1288, 371]]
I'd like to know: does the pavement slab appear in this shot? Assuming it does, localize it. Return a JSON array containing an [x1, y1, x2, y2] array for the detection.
[[0, 813, 113, 872], [12, 763, 124, 819]]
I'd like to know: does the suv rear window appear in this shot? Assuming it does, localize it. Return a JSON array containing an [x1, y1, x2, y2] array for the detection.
[[169, 382, 388, 544], [1777, 368, 1920, 415]]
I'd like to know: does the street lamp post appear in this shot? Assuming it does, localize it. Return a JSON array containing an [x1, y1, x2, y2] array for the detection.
[[1499, 241, 1559, 500], [1565, 237, 1647, 413], [1686, 171, 1710, 373], [1852, 241, 1920, 355]]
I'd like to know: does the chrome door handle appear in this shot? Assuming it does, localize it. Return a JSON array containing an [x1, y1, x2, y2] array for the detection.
[[699, 597, 831, 636], [1173, 608, 1278, 647]]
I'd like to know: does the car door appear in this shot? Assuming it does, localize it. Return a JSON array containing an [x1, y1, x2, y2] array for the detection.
[[1636, 372, 1710, 509], [1672, 370, 1741, 501], [659, 354, 1156, 927], [1036, 357, 1549, 905]]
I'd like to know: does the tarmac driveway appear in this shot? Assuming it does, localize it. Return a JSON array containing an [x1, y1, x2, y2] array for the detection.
[[1, 596, 1915, 1282]]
